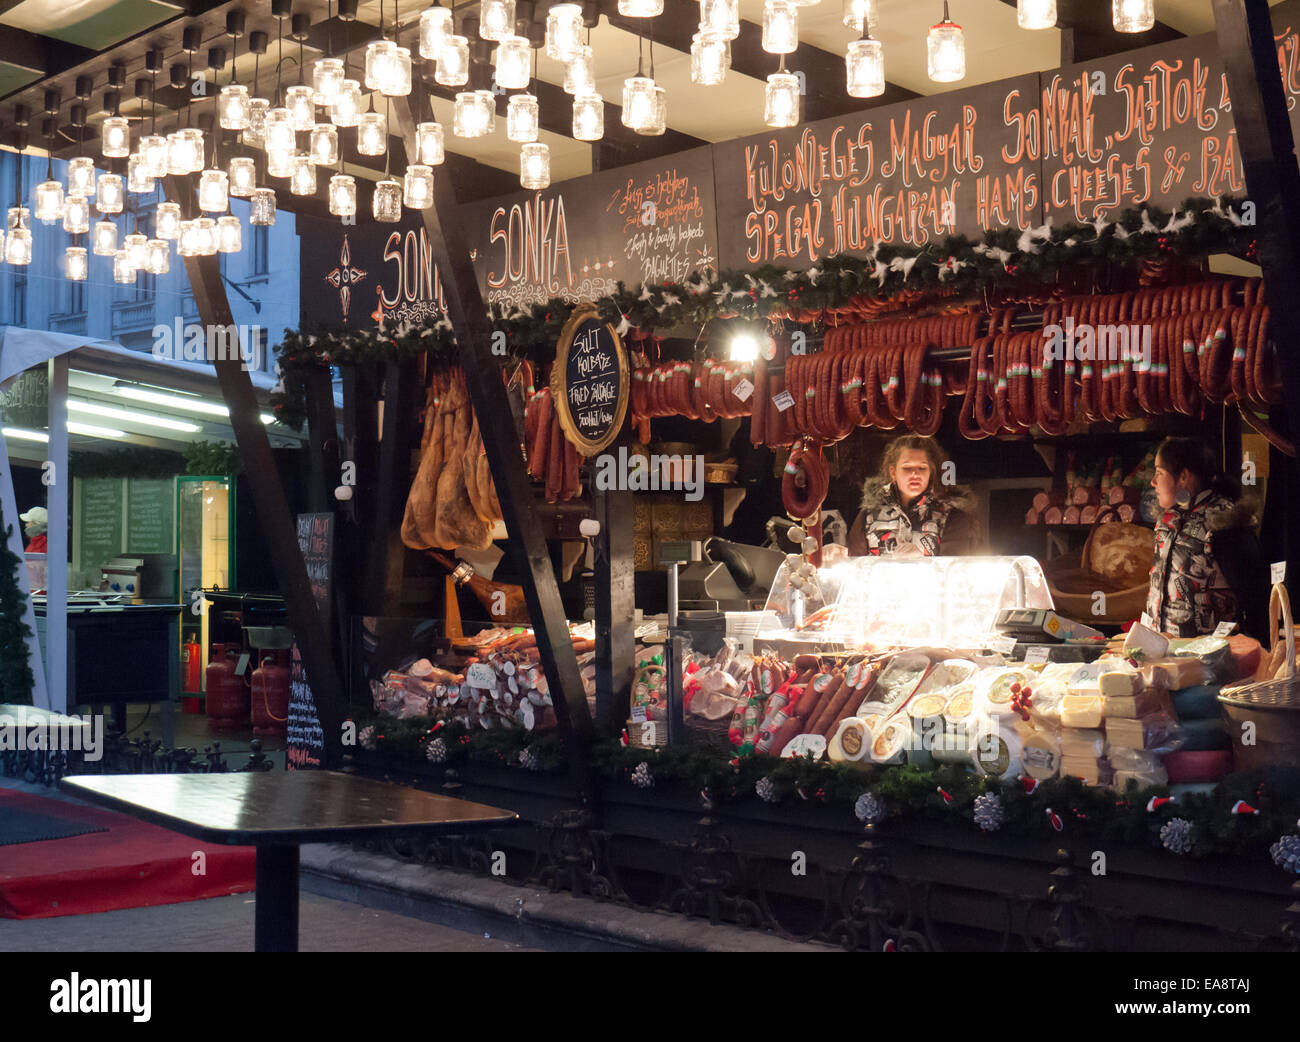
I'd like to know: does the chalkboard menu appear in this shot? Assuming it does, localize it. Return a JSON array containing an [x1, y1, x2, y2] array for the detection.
[[549, 307, 628, 455], [126, 478, 175, 554], [287, 512, 332, 770], [78, 478, 124, 571]]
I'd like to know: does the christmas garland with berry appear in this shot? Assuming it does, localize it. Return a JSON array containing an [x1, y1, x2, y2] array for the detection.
[[271, 197, 1257, 430]]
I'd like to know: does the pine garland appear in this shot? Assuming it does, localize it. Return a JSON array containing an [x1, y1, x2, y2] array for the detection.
[[0, 500, 35, 705]]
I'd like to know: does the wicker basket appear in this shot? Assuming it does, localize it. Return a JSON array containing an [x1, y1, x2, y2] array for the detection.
[[626, 716, 669, 749], [1043, 507, 1153, 624], [1219, 584, 1300, 770], [684, 713, 735, 749]]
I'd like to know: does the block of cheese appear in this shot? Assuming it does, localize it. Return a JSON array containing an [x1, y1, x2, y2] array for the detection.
[[1060, 693, 1104, 728], [1021, 730, 1061, 780], [1106, 712, 1175, 750], [1124, 621, 1169, 660], [1150, 657, 1204, 691], [1060, 727, 1106, 758], [1061, 754, 1102, 784], [1099, 670, 1143, 698], [1103, 685, 1162, 720]]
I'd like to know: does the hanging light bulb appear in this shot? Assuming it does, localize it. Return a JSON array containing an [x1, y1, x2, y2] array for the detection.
[[520, 142, 550, 189], [166, 130, 192, 174], [245, 97, 270, 143], [196, 217, 218, 256], [480, 0, 516, 41], [156, 201, 182, 239], [507, 94, 540, 142], [198, 169, 229, 213], [310, 123, 339, 165], [572, 92, 604, 141], [436, 35, 471, 86], [140, 134, 168, 177], [762, 0, 798, 54], [357, 111, 388, 155], [846, 33, 885, 98], [125, 231, 148, 270], [1112, 0, 1153, 32], [4, 209, 30, 265], [113, 247, 135, 282], [373, 178, 402, 222], [178, 219, 199, 257], [286, 85, 316, 130], [267, 147, 294, 178], [93, 219, 118, 256], [403, 164, 435, 208], [621, 76, 657, 132], [264, 107, 295, 153], [764, 71, 800, 127], [101, 116, 130, 158], [97, 173, 125, 214], [63, 195, 91, 234], [416, 122, 445, 165], [290, 153, 317, 195], [365, 40, 395, 90], [842, 0, 878, 33], [64, 246, 89, 281], [565, 45, 595, 95], [385, 46, 412, 96], [35, 179, 64, 223], [250, 187, 276, 225], [928, 2, 965, 82], [217, 215, 242, 253], [546, 3, 584, 60], [181, 127, 205, 172], [495, 35, 531, 90], [365, 41, 412, 96], [454, 91, 496, 138], [699, 0, 740, 41], [1018, 0, 1056, 29], [420, 6, 453, 58], [619, 0, 664, 15], [219, 84, 251, 129], [329, 173, 357, 217], [67, 157, 96, 197], [312, 57, 345, 104], [228, 156, 257, 196], [330, 80, 362, 126], [691, 32, 730, 85], [145, 238, 170, 275], [127, 153, 155, 193]]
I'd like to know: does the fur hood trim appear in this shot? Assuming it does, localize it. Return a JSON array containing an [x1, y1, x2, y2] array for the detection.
[[1202, 493, 1259, 533], [859, 478, 977, 514]]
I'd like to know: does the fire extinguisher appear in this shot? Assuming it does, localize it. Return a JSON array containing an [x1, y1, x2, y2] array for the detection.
[[182, 635, 202, 693]]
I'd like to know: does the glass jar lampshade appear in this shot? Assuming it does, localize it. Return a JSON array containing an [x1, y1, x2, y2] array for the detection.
[[364, 40, 394, 90], [546, 4, 584, 60], [196, 217, 217, 256], [177, 219, 199, 257], [1112, 0, 1153, 32], [453, 91, 496, 138], [436, 36, 470, 86], [63, 194, 91, 233], [507, 94, 539, 142], [420, 6, 453, 58], [93, 219, 118, 255], [67, 157, 96, 196], [35, 179, 64, 223], [145, 238, 169, 275], [124, 231, 148, 270], [385, 45, 413, 96], [416, 122, 445, 165], [927, 9, 966, 82], [357, 111, 388, 155], [228, 156, 257, 196], [7, 205, 30, 231], [480, 0, 516, 40], [139, 134, 168, 177], [217, 215, 242, 253], [113, 247, 135, 282], [329, 173, 357, 216], [127, 153, 155, 193], [365, 41, 412, 96], [245, 97, 270, 143], [183, 128, 206, 171], [764, 71, 800, 127], [647, 85, 667, 136], [762, 0, 798, 54], [564, 45, 595, 95], [519, 142, 550, 189], [330, 81, 362, 126], [198, 169, 229, 212], [846, 36, 885, 98], [373, 178, 402, 222], [101, 116, 130, 158], [842, 0, 878, 33], [310, 123, 339, 165], [699, 0, 740, 41], [250, 187, 276, 225], [267, 147, 295, 178], [97, 173, 124, 214], [5, 227, 31, 265], [166, 130, 191, 174], [618, 0, 663, 14], [290, 153, 317, 195], [403, 164, 435, 208], [155, 201, 181, 239], [495, 35, 531, 90], [64, 246, 88, 281], [572, 92, 604, 141], [691, 32, 730, 85], [312, 58, 345, 104], [263, 108, 295, 153], [621, 76, 657, 131], [286, 85, 316, 130], [1018, 0, 1056, 29], [219, 84, 251, 130]]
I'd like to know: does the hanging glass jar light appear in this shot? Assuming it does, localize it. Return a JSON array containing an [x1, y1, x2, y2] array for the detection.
[[263, 107, 295, 153], [155, 201, 181, 239], [764, 71, 800, 127], [618, 0, 663, 15], [762, 0, 798, 54], [196, 216, 218, 256], [217, 215, 242, 253], [67, 157, 96, 196], [481, 0, 516, 41], [290, 153, 317, 195], [64, 246, 89, 281], [1018, 0, 1056, 29], [357, 111, 388, 155], [250, 187, 276, 226], [520, 142, 550, 189], [113, 247, 135, 282], [4, 226, 31, 265], [699, 0, 740, 41], [228, 156, 257, 196], [166, 130, 192, 174], [267, 147, 295, 178], [365, 41, 412, 95], [1112, 0, 1153, 32], [373, 178, 402, 222], [384, 46, 412, 96], [416, 122, 445, 165], [329, 173, 357, 217], [310, 123, 339, 165], [842, 0, 878, 33], [330, 80, 362, 127], [286, 84, 316, 130], [846, 34, 885, 98], [93, 219, 118, 256], [313, 57, 345, 104], [621, 76, 657, 132], [403, 164, 435, 208], [564, 45, 595, 95], [691, 32, 730, 85], [647, 84, 667, 136], [34, 179, 64, 223], [102, 116, 130, 158], [97, 173, 125, 214], [436, 35, 471, 86], [927, 3, 965, 82], [420, 6, 453, 58], [245, 97, 270, 143], [453, 91, 496, 138], [145, 238, 169, 275], [140, 134, 168, 177], [63, 195, 91, 234], [198, 169, 229, 213], [178, 219, 199, 257], [572, 92, 604, 141], [507, 94, 540, 142], [127, 153, 155, 193], [125, 231, 148, 270], [219, 84, 251, 129], [495, 35, 531, 90], [546, 3, 584, 60]]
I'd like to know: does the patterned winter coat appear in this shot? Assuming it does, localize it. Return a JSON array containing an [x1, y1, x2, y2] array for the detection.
[[1144, 490, 1266, 639], [848, 480, 977, 557]]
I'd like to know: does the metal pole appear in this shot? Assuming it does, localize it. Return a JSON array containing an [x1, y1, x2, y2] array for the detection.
[[46, 356, 68, 714]]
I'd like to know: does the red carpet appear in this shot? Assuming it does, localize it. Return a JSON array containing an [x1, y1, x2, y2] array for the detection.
[[0, 789, 256, 920]]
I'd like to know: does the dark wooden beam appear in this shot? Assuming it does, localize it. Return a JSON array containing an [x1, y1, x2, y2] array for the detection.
[[992, 0, 1183, 63], [592, 444, 635, 736], [0, 26, 95, 77]]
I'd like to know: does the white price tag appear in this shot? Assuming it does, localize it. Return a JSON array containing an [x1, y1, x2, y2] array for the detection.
[[772, 389, 795, 412], [1271, 561, 1287, 585], [732, 377, 754, 402], [1213, 621, 1237, 638], [466, 662, 496, 689], [630, 705, 647, 724], [1024, 645, 1051, 664], [991, 635, 1017, 656], [781, 734, 827, 760], [1140, 612, 1154, 629]]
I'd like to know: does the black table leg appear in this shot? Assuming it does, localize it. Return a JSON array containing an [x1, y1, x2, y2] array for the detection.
[[254, 844, 300, 952]]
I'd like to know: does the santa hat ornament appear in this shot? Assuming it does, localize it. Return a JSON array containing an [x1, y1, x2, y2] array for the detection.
[[619, 728, 629, 747], [1146, 796, 1173, 813], [937, 787, 953, 805], [1231, 800, 1260, 815], [1046, 807, 1063, 832], [1021, 776, 1040, 795], [882, 939, 896, 952]]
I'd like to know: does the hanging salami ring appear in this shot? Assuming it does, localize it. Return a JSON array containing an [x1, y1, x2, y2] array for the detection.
[[782, 439, 829, 520]]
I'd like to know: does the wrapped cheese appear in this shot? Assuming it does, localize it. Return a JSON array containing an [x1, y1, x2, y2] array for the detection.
[[1150, 657, 1204, 691], [1021, 729, 1061, 780], [970, 720, 1023, 780], [1060, 727, 1106, 758], [869, 718, 911, 765], [1105, 712, 1178, 750], [1060, 693, 1104, 728], [1061, 754, 1103, 784], [828, 716, 872, 764], [1124, 621, 1170, 660]]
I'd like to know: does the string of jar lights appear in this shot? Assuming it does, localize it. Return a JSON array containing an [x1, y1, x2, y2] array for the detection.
[[1, 0, 1158, 280]]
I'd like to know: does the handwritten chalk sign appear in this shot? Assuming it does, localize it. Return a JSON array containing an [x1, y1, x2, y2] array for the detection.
[[550, 305, 629, 455], [286, 512, 332, 771]]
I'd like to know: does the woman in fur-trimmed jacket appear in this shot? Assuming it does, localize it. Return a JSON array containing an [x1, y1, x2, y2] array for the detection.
[[848, 435, 977, 557]]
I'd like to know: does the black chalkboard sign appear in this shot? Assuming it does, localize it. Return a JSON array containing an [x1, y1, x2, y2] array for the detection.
[[549, 306, 628, 456], [78, 478, 125, 571], [126, 477, 175, 554], [286, 513, 332, 770]]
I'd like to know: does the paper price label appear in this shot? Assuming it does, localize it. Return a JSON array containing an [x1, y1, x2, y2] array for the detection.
[[1213, 621, 1237, 638], [732, 377, 754, 402], [1140, 612, 1154, 629], [772, 390, 795, 412], [1271, 561, 1287, 585], [630, 705, 647, 724], [991, 635, 1017, 656], [781, 734, 827, 760], [466, 662, 497, 689], [1024, 645, 1051, 664]]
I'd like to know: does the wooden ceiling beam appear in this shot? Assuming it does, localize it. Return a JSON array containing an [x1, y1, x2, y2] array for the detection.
[[995, 0, 1184, 63]]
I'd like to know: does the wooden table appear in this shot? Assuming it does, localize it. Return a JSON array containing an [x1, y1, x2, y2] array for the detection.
[[61, 771, 517, 952]]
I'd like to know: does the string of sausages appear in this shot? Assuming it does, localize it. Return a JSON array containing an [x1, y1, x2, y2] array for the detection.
[[630, 358, 757, 426], [522, 386, 584, 503]]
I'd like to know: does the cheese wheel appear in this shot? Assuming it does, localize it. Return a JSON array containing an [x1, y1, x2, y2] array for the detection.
[[944, 688, 975, 722], [869, 718, 911, 764], [908, 693, 949, 721], [1021, 730, 1061, 780], [829, 716, 872, 763], [970, 721, 1022, 780]]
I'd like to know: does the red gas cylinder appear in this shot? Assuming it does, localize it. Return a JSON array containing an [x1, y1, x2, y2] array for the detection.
[[251, 650, 290, 736], [206, 644, 249, 728], [182, 636, 202, 693]]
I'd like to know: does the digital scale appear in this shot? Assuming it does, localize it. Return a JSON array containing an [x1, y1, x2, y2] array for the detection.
[[994, 608, 1107, 663]]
